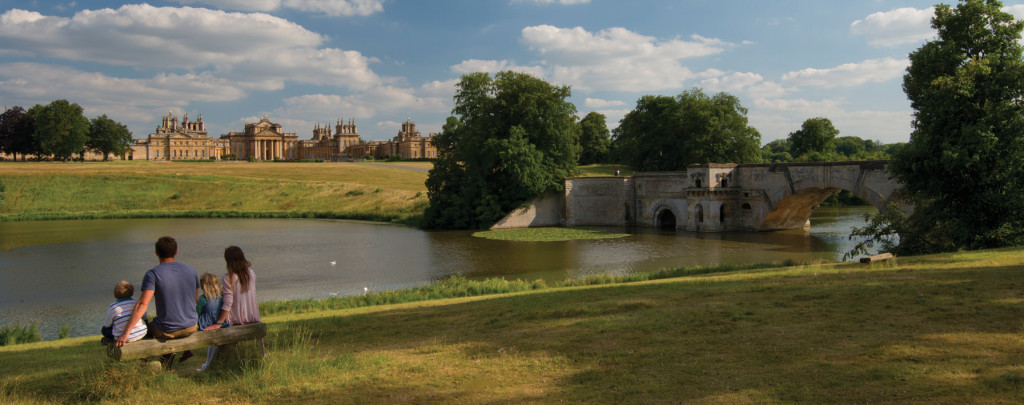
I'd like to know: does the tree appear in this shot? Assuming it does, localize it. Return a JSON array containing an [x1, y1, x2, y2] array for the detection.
[[423, 71, 581, 229], [788, 117, 839, 159], [0, 106, 36, 161], [33, 99, 90, 161], [761, 138, 792, 162], [87, 115, 133, 161], [611, 88, 761, 171], [578, 112, 611, 165], [890, 0, 1024, 252]]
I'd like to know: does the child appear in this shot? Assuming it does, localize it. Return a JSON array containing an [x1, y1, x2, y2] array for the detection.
[[191, 273, 229, 370], [101, 280, 148, 343], [196, 272, 226, 330]]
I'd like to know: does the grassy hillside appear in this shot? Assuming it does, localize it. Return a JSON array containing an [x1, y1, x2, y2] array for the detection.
[[3, 247, 1023, 403], [0, 161, 429, 223]]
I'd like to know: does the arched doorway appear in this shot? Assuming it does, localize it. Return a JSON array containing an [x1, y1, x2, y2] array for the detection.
[[656, 208, 677, 230]]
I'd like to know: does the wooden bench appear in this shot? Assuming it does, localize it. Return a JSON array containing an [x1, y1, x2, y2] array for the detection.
[[102, 322, 267, 363]]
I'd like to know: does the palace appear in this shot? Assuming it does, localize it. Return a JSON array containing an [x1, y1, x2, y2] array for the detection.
[[221, 116, 299, 161], [130, 112, 435, 162], [347, 118, 437, 160], [132, 111, 227, 160], [297, 119, 361, 160]]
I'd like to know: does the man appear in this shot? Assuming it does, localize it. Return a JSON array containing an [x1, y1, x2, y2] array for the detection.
[[115, 236, 200, 347]]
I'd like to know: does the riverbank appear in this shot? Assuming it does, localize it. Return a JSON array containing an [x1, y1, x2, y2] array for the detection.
[[0, 161, 429, 224], [2, 246, 1023, 403]]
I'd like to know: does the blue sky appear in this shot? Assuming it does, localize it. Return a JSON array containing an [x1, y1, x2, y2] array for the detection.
[[2, 0, 1023, 145]]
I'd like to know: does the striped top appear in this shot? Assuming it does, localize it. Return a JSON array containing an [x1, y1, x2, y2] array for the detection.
[[221, 268, 260, 325], [102, 298, 148, 343]]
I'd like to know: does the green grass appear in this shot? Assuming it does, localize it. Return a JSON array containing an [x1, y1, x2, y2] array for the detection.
[[4, 247, 1024, 403], [472, 227, 629, 241], [0, 161, 429, 224], [575, 164, 633, 177]]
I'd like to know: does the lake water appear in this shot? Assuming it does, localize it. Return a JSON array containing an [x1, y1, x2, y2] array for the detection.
[[0, 206, 875, 339]]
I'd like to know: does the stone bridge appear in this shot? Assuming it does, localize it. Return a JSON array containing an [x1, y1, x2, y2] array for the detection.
[[491, 161, 905, 232]]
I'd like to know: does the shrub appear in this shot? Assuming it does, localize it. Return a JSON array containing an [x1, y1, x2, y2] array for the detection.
[[0, 323, 42, 346]]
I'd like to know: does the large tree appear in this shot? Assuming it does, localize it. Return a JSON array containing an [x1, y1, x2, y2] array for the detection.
[[892, 0, 1024, 252], [612, 89, 761, 171], [88, 115, 133, 161], [0, 106, 36, 161], [788, 117, 838, 159], [423, 71, 581, 229], [578, 112, 611, 165], [33, 99, 90, 161]]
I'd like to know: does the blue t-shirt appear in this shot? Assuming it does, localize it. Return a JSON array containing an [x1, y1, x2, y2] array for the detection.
[[141, 261, 200, 332]]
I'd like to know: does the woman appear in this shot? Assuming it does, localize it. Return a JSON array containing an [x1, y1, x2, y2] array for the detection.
[[197, 246, 263, 372]]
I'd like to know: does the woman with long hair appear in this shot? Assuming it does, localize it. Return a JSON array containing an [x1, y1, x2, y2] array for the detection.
[[197, 245, 263, 372]]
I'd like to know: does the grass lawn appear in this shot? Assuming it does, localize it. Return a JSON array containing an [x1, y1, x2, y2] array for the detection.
[[3, 247, 1024, 403], [0, 161, 429, 223]]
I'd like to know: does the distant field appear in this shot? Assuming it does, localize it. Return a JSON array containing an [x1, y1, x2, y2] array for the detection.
[[0, 161, 429, 223]]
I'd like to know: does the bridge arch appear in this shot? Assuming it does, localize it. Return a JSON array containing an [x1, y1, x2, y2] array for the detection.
[[757, 161, 904, 231], [654, 205, 679, 229]]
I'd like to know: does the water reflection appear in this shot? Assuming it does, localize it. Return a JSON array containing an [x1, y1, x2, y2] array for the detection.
[[0, 206, 873, 339]]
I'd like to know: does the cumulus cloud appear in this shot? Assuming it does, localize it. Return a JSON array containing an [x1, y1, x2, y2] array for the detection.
[[584, 98, 625, 109], [518, 25, 732, 91], [167, 0, 385, 16], [0, 62, 246, 129], [781, 58, 909, 89], [850, 7, 935, 47], [450, 59, 548, 78], [0, 5, 381, 90], [700, 72, 788, 99], [749, 97, 911, 144]]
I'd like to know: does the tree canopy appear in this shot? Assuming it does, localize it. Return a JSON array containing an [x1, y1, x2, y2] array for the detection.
[[88, 115, 132, 161], [0, 106, 37, 161], [890, 0, 1024, 252], [578, 112, 610, 165], [32, 99, 90, 161], [611, 89, 761, 171], [423, 71, 581, 229], [788, 117, 838, 159]]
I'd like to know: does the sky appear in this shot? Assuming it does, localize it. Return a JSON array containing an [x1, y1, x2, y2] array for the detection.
[[2, 0, 1023, 145]]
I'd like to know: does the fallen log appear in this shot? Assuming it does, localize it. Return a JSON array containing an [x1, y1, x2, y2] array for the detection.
[[860, 253, 894, 264], [104, 322, 266, 361]]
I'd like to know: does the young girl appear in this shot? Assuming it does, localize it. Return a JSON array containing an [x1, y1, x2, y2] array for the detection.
[[196, 273, 226, 330], [187, 273, 227, 368]]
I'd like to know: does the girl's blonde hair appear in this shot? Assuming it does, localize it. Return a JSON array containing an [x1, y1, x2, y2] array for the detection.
[[200, 272, 222, 299]]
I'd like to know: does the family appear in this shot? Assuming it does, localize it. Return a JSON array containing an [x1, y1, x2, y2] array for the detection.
[[100, 236, 262, 372]]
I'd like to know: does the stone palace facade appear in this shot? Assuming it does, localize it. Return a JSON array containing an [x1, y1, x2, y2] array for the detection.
[[131, 112, 436, 162]]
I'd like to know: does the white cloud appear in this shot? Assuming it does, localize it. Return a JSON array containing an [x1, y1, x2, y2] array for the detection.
[[0, 6, 324, 69], [1005, 5, 1024, 20], [450, 59, 548, 78], [584, 98, 625, 109], [750, 97, 911, 144], [781, 58, 909, 89], [850, 7, 935, 47], [0, 6, 382, 91], [167, 0, 385, 16], [518, 25, 733, 91], [700, 72, 788, 99]]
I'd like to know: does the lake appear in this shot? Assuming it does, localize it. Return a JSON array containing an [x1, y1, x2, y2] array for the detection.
[[0, 205, 875, 339]]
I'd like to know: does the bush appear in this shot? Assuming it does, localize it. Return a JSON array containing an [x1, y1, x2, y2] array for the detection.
[[0, 323, 42, 346]]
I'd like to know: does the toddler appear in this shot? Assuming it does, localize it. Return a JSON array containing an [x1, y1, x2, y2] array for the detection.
[[101, 280, 148, 343]]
